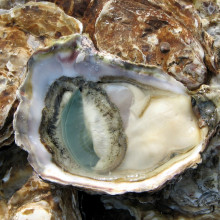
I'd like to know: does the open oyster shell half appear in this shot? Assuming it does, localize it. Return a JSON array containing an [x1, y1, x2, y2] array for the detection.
[[14, 34, 219, 194]]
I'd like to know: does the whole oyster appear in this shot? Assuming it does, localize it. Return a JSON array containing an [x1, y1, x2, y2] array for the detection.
[[83, 0, 217, 90], [0, 0, 91, 18], [14, 34, 219, 194]]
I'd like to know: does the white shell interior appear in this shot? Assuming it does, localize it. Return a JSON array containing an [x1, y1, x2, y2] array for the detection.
[[16, 36, 208, 193]]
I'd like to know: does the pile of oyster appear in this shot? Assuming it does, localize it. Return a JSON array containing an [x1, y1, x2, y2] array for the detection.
[[0, 0, 220, 219]]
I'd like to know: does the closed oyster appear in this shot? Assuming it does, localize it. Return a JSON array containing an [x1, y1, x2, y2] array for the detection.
[[14, 34, 219, 194], [192, 0, 220, 75], [0, 0, 91, 18], [0, 1, 82, 147], [83, 0, 216, 90]]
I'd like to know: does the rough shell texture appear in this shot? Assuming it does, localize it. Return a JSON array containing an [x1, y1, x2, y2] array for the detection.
[[0, 1, 82, 147], [0, 2, 82, 42], [193, 0, 220, 74], [0, 144, 81, 220], [3, 174, 81, 220], [0, 101, 18, 148], [0, 0, 220, 218], [0, 0, 91, 18], [83, 0, 216, 90]]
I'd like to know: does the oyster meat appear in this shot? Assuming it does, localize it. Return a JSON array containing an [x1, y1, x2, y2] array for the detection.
[[97, 122, 220, 219], [14, 34, 218, 194], [0, 0, 219, 219]]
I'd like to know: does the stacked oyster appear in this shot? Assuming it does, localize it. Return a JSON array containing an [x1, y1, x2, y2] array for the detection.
[[0, 145, 81, 220], [0, 2, 83, 219], [0, 0, 220, 219]]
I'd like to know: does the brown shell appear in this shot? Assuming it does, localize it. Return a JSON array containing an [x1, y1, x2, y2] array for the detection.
[[0, 2, 81, 40], [0, 144, 81, 219], [83, 0, 216, 90], [1, 174, 81, 219], [0, 0, 91, 18], [0, 101, 18, 147]]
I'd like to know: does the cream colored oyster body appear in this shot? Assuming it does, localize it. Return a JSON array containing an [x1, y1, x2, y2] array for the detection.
[[14, 34, 218, 194]]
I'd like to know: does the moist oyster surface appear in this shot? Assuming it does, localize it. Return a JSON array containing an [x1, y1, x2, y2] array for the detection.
[[0, 0, 219, 219], [14, 34, 214, 194]]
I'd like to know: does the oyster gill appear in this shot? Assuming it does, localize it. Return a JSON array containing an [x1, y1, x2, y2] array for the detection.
[[14, 34, 216, 194]]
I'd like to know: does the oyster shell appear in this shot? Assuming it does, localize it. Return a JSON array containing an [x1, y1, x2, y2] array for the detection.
[[0, 0, 91, 18], [0, 1, 82, 147], [14, 34, 218, 194], [192, 0, 220, 74], [0, 144, 81, 220], [0, 144, 33, 202], [6, 174, 81, 220], [83, 0, 216, 90]]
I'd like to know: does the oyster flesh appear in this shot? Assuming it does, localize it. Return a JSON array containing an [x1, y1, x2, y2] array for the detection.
[[14, 34, 218, 194]]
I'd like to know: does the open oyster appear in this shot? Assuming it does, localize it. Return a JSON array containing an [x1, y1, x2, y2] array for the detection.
[[14, 34, 219, 194]]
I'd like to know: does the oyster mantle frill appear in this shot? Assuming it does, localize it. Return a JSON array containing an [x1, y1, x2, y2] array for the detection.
[[14, 34, 216, 194]]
